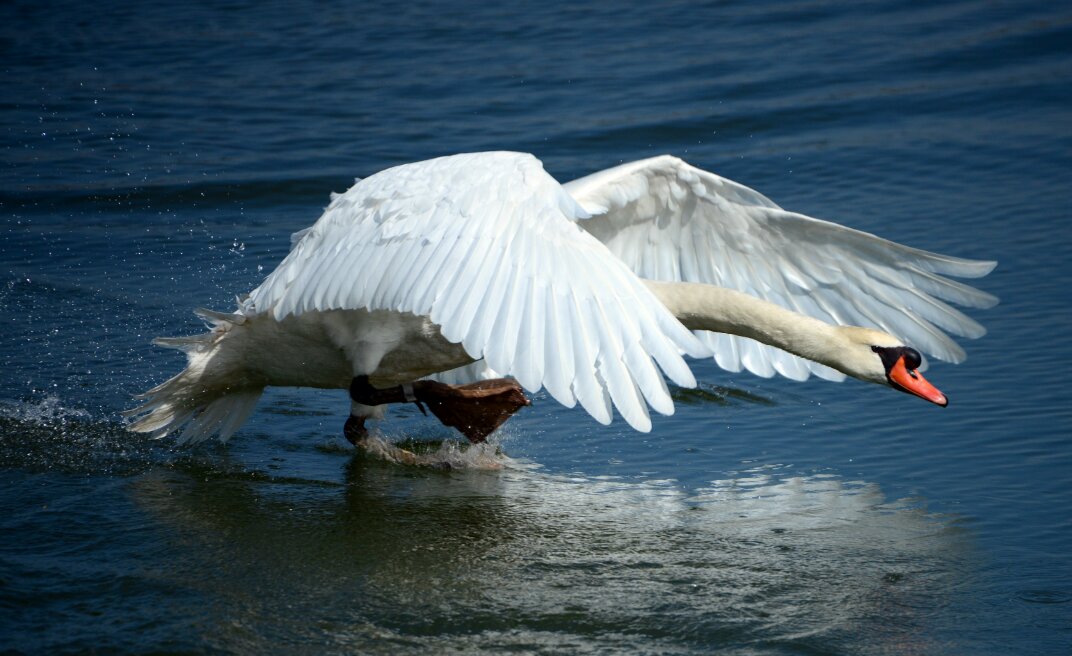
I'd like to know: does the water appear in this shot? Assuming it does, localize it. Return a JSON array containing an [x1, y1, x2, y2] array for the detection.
[[2, 0, 1070, 652]]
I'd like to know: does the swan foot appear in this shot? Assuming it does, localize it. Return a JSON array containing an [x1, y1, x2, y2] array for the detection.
[[349, 376, 531, 443], [343, 415, 368, 445], [412, 378, 531, 443], [343, 415, 423, 464]]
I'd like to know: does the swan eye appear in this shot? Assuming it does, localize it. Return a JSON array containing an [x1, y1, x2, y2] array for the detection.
[[903, 347, 922, 370], [871, 344, 923, 376]]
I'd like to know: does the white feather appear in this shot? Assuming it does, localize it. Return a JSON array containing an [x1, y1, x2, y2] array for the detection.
[[246, 152, 702, 428], [566, 154, 997, 377]]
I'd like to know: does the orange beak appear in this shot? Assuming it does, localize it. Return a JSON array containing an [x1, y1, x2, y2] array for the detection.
[[888, 356, 948, 406]]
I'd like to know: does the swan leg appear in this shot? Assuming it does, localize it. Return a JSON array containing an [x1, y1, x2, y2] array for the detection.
[[343, 415, 368, 445], [321, 310, 405, 438], [348, 376, 531, 443]]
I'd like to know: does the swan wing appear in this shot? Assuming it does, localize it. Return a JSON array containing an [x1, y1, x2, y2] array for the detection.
[[247, 152, 708, 431], [565, 155, 997, 381]]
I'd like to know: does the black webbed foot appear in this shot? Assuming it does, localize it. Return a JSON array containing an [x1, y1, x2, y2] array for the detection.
[[343, 415, 368, 445], [346, 375, 531, 443]]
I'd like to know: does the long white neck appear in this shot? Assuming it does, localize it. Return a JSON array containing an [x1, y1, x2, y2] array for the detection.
[[644, 280, 863, 376]]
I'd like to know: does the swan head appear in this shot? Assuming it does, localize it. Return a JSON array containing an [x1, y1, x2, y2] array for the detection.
[[836, 327, 948, 406]]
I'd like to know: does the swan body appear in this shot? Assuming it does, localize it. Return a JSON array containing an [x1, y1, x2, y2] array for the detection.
[[128, 152, 995, 443]]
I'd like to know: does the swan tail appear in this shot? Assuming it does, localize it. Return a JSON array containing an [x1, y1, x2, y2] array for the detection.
[[125, 313, 263, 444]]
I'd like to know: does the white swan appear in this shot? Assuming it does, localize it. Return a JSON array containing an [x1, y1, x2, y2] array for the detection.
[[127, 152, 996, 444]]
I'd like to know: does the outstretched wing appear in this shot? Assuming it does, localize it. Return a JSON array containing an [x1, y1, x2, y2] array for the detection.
[[565, 156, 997, 381], [247, 152, 708, 431]]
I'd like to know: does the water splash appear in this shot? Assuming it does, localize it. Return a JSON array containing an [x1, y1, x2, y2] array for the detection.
[[352, 434, 515, 471], [0, 395, 170, 475], [0, 395, 91, 424]]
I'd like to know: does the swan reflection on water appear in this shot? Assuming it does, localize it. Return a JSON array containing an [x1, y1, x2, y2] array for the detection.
[[126, 441, 973, 654], [0, 400, 972, 653]]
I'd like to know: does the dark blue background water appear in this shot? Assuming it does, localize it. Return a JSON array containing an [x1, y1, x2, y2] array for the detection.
[[2, 1, 1070, 653]]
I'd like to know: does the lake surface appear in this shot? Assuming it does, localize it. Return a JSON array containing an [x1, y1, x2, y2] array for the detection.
[[2, 0, 1070, 653]]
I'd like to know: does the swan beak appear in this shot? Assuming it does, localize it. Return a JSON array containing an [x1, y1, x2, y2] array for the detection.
[[889, 357, 948, 407]]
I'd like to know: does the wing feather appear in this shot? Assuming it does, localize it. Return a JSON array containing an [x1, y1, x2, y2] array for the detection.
[[566, 289, 613, 425], [246, 152, 703, 428], [567, 155, 996, 379], [542, 284, 577, 408]]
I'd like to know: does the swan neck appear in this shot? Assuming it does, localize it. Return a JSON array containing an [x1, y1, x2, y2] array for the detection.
[[645, 280, 845, 370]]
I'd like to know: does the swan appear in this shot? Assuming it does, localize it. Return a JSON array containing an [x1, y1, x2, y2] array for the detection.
[[127, 152, 996, 444]]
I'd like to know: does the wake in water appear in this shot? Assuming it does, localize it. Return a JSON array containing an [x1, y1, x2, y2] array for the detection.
[[0, 393, 518, 476], [350, 434, 515, 471]]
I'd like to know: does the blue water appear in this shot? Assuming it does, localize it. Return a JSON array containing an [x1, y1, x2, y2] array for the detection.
[[2, 0, 1071, 653]]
